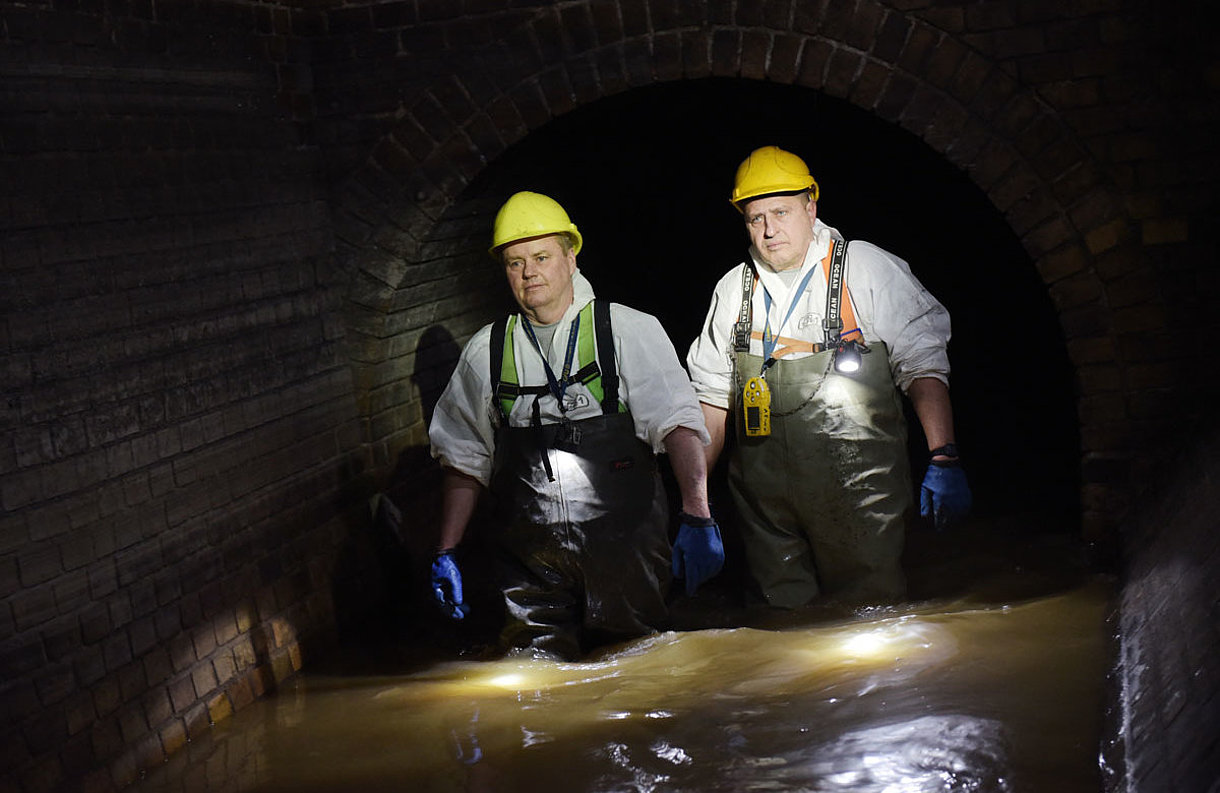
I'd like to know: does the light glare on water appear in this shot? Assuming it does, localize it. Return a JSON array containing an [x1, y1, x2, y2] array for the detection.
[[133, 565, 1111, 793]]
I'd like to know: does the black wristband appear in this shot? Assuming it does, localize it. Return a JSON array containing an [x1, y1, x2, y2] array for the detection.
[[434, 547, 456, 559], [929, 443, 959, 459], [678, 511, 717, 528]]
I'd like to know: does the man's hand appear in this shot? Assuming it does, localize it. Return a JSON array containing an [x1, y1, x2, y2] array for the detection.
[[672, 513, 725, 596], [920, 462, 972, 530], [430, 550, 471, 620]]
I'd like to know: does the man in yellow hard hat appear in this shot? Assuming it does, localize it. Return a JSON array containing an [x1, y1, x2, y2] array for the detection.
[[427, 191, 724, 659], [686, 146, 972, 608]]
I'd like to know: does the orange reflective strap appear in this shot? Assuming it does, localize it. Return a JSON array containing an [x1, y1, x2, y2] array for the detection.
[[748, 330, 825, 359]]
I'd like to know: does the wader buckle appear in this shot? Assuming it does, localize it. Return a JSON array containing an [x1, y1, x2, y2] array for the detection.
[[553, 417, 582, 452]]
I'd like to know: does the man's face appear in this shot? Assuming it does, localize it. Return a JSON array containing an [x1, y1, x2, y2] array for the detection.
[[501, 235, 577, 324], [742, 193, 817, 272]]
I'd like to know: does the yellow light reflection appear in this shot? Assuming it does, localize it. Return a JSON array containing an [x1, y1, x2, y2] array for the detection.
[[834, 618, 936, 664], [487, 673, 526, 689], [840, 631, 888, 657], [380, 616, 955, 710]]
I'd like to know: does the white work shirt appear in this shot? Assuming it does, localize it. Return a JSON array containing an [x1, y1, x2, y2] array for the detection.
[[430, 270, 709, 486], [687, 219, 952, 409]]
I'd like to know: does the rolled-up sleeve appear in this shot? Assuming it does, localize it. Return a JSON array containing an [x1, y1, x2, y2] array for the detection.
[[613, 305, 711, 452], [428, 326, 497, 486], [849, 241, 952, 393], [685, 267, 743, 410]]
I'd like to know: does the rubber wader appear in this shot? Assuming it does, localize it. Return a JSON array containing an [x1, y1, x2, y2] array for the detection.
[[729, 344, 911, 608], [489, 412, 670, 659]]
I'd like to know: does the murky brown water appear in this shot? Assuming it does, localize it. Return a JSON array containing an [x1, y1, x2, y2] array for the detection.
[[132, 526, 1113, 793]]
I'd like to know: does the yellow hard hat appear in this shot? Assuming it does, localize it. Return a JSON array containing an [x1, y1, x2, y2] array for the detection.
[[730, 146, 820, 211], [489, 191, 583, 256]]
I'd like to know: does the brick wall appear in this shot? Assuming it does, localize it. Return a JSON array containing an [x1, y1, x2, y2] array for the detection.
[[1111, 426, 1220, 791], [3, 1, 1218, 791], [0, 3, 383, 792]]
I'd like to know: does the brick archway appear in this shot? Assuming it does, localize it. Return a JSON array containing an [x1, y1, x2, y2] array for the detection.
[[332, 4, 1154, 542]]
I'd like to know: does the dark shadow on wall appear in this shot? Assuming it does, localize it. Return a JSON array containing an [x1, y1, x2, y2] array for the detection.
[[388, 324, 463, 643], [325, 324, 504, 672], [414, 324, 463, 424]]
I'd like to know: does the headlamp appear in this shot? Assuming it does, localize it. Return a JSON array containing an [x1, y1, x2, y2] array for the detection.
[[834, 339, 864, 374]]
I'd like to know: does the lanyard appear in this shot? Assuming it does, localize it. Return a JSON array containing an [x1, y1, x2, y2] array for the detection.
[[760, 265, 818, 370], [521, 313, 581, 411]]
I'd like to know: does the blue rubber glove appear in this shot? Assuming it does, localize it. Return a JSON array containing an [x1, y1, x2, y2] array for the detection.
[[920, 462, 972, 530], [430, 550, 471, 620], [672, 513, 725, 596]]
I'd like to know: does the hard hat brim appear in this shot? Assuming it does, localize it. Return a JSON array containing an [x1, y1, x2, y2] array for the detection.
[[489, 230, 583, 258], [733, 187, 817, 213]]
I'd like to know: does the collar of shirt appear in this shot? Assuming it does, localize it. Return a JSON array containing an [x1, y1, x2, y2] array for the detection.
[[523, 269, 597, 352], [749, 220, 841, 307]]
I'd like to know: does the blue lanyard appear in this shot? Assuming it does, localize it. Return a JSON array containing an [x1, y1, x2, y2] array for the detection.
[[760, 265, 819, 368], [521, 313, 581, 411]]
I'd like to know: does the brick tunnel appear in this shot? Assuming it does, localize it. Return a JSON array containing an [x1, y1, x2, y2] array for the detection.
[[1, 2, 1217, 792]]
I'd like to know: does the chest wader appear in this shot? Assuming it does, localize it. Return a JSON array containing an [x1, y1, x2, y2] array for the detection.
[[488, 301, 670, 659], [729, 242, 911, 608]]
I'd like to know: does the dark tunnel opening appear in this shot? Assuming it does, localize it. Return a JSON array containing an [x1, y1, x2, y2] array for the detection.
[[464, 77, 1080, 535]]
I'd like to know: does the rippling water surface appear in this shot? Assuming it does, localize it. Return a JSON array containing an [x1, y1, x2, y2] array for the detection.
[[133, 527, 1112, 793]]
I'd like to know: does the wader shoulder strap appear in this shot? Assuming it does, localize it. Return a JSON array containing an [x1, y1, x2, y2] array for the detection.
[[821, 238, 862, 345], [489, 316, 505, 407], [732, 260, 758, 352], [490, 316, 507, 386], [492, 314, 545, 418], [593, 299, 619, 415], [491, 304, 621, 418]]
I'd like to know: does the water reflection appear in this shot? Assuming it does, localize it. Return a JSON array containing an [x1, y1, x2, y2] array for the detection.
[[134, 568, 1110, 793]]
